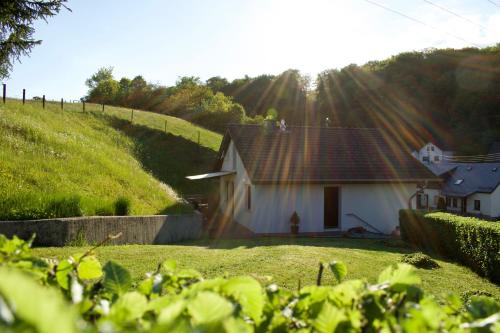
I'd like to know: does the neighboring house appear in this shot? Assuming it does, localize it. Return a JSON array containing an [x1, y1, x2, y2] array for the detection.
[[411, 142, 453, 164], [441, 163, 500, 218], [189, 124, 438, 235], [414, 142, 500, 219]]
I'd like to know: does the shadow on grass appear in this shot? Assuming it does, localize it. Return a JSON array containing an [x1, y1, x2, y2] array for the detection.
[[104, 116, 218, 198], [175, 237, 418, 255]]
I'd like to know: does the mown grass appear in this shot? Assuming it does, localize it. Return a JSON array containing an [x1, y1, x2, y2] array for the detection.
[[34, 238, 500, 298], [0, 99, 222, 219]]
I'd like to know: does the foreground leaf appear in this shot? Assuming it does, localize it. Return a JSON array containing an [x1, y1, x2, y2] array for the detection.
[[187, 291, 234, 325], [103, 261, 132, 295], [0, 267, 78, 333]]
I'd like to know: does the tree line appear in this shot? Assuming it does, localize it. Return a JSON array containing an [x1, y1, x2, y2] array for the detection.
[[85, 44, 500, 153]]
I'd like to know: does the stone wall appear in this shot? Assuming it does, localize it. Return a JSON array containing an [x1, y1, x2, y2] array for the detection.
[[0, 214, 203, 246]]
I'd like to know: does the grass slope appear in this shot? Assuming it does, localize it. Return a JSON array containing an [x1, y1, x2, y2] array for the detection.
[[0, 99, 222, 219], [34, 238, 500, 298]]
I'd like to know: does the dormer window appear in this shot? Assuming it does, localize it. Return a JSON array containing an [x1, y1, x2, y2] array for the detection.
[[454, 179, 464, 185], [431, 146, 435, 151]]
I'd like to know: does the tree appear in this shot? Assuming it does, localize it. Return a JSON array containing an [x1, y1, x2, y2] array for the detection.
[[87, 79, 119, 104], [0, 0, 70, 78], [85, 67, 114, 89], [206, 76, 229, 93]]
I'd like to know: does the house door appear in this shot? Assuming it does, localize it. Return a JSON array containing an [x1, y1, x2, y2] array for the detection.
[[324, 187, 339, 229]]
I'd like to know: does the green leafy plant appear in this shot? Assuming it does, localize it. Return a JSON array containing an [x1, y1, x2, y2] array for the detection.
[[265, 108, 278, 121], [401, 252, 440, 269], [113, 196, 131, 216], [0, 234, 499, 332]]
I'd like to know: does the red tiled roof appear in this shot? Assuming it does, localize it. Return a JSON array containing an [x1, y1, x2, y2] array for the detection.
[[217, 124, 439, 183]]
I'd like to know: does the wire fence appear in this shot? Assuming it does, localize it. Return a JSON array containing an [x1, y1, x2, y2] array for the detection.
[[0, 83, 207, 148]]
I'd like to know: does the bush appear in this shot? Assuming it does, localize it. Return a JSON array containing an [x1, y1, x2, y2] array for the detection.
[[45, 195, 83, 218], [399, 210, 500, 283], [113, 197, 131, 216], [401, 252, 440, 269], [0, 195, 83, 220], [0, 234, 499, 332]]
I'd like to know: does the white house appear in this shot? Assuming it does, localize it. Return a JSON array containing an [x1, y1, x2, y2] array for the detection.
[[411, 142, 453, 164], [413, 142, 500, 219], [189, 124, 438, 235]]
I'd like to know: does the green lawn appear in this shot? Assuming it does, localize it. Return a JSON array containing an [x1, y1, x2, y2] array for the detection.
[[0, 99, 223, 219], [33, 237, 500, 298]]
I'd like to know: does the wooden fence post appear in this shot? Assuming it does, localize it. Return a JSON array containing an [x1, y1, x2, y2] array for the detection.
[[131, 109, 134, 122], [102, 104, 104, 113], [83, 101, 85, 112], [42, 95, 45, 109], [197, 130, 200, 152], [22, 89, 25, 104], [61, 98, 63, 110], [2, 84, 6, 103]]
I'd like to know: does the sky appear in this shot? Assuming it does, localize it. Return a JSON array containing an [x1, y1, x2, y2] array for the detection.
[[3, 0, 500, 100]]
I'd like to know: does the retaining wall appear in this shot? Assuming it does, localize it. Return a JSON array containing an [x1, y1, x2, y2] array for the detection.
[[0, 213, 202, 246]]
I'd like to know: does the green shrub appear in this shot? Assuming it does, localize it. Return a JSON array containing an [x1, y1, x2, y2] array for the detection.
[[113, 197, 131, 216], [399, 210, 500, 283], [0, 234, 499, 332], [0, 195, 83, 220], [45, 195, 83, 218], [401, 252, 440, 269]]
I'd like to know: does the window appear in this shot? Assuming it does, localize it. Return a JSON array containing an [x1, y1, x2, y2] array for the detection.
[[431, 146, 435, 151], [246, 185, 251, 210], [452, 198, 457, 208], [474, 200, 480, 211], [422, 156, 429, 162], [434, 156, 440, 162], [454, 179, 463, 185]]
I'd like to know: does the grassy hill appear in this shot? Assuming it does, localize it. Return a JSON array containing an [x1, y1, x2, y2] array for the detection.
[[0, 99, 222, 220]]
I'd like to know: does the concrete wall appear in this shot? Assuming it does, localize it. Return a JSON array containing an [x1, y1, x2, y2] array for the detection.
[[0, 214, 202, 247]]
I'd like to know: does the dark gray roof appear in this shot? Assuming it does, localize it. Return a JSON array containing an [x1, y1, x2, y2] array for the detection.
[[217, 125, 439, 183], [489, 141, 500, 155], [442, 163, 500, 197], [422, 161, 457, 176]]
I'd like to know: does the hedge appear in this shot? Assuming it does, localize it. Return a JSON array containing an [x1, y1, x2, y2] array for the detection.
[[399, 210, 500, 283]]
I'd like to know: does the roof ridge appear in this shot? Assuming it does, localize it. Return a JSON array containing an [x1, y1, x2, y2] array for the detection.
[[226, 123, 380, 130]]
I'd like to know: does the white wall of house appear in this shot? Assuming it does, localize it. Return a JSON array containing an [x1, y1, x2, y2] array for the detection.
[[246, 183, 416, 234], [416, 143, 444, 164], [491, 186, 500, 218], [466, 192, 491, 217], [219, 140, 253, 229]]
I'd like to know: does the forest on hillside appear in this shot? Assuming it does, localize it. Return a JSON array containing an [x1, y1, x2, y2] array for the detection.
[[85, 44, 500, 154]]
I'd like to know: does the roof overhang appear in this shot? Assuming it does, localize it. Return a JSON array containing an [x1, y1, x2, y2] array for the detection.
[[186, 171, 236, 180]]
